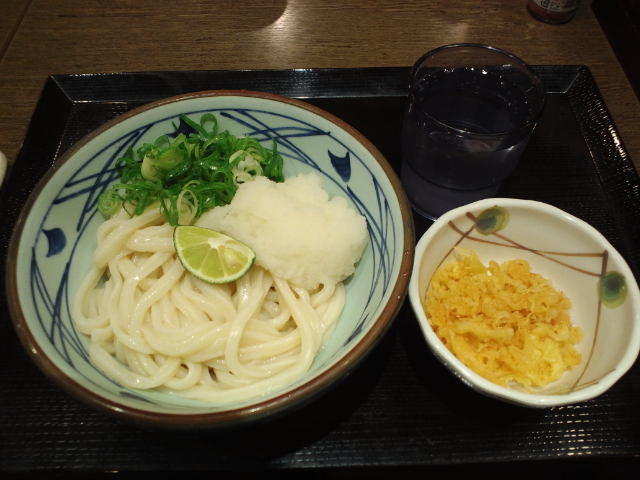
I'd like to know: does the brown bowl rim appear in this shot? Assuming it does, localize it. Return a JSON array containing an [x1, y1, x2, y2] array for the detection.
[[5, 89, 415, 429]]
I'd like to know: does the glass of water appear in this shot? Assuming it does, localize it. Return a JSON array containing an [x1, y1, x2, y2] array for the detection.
[[401, 44, 546, 219]]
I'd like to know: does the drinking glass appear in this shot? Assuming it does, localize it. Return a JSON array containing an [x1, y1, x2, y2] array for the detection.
[[401, 44, 546, 219]]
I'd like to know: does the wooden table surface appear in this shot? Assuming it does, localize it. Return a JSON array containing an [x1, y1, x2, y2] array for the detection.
[[1, 0, 639, 174]]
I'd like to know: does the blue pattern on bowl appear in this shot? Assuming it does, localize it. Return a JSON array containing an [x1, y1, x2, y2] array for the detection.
[[18, 98, 407, 414]]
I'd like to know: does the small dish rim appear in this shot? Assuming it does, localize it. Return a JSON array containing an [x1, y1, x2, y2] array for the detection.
[[409, 197, 640, 408]]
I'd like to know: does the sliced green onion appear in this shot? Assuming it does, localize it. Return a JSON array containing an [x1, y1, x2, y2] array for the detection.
[[99, 113, 284, 225], [97, 190, 122, 218]]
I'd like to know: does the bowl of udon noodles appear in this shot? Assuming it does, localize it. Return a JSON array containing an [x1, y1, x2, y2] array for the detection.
[[6, 90, 414, 429]]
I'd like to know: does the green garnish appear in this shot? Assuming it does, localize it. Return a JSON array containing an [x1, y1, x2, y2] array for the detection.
[[97, 113, 284, 225]]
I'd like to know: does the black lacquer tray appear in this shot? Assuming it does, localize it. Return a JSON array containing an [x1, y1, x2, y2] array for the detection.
[[1, 67, 639, 477]]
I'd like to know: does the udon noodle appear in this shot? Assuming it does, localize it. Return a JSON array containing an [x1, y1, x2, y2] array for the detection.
[[73, 206, 346, 403]]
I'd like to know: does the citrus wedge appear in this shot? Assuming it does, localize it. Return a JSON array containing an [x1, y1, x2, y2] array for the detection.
[[174, 225, 255, 284]]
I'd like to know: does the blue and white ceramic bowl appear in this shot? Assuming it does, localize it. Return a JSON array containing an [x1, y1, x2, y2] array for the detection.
[[409, 198, 640, 408], [6, 91, 414, 428]]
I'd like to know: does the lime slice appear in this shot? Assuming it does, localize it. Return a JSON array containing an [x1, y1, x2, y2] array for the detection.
[[174, 225, 255, 284]]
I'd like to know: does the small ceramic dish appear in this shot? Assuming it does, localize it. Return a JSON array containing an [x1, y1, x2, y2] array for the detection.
[[409, 197, 640, 408], [6, 90, 414, 428]]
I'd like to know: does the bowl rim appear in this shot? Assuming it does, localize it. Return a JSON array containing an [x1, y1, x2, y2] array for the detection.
[[5, 89, 415, 428], [409, 197, 640, 408]]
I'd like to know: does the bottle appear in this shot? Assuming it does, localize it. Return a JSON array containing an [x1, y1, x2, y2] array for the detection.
[[527, 0, 579, 24]]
